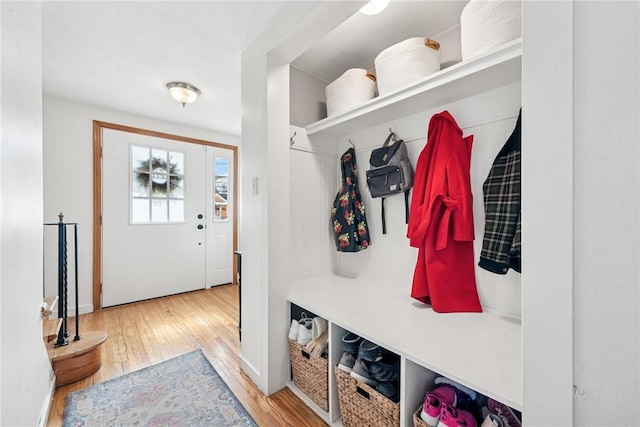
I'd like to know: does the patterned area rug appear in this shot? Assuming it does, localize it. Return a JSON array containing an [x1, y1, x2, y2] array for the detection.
[[63, 349, 257, 427]]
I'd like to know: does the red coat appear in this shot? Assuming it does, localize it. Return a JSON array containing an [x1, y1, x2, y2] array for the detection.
[[407, 111, 482, 313]]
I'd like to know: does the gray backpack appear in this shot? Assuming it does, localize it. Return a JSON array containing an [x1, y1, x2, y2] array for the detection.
[[366, 132, 414, 234]]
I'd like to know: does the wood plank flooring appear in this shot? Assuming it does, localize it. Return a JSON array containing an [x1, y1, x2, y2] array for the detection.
[[46, 284, 327, 427]]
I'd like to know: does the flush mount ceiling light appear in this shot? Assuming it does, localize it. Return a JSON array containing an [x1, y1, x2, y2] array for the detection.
[[166, 81, 201, 107], [360, 0, 390, 15]]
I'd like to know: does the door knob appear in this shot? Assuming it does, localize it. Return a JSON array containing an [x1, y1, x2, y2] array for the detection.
[[197, 214, 203, 219], [197, 224, 204, 230]]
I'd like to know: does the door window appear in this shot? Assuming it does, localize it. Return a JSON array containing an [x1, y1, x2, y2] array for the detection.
[[131, 145, 185, 223], [213, 156, 229, 222]]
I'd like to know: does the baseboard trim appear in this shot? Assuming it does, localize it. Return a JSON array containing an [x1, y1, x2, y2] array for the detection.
[[239, 354, 260, 388], [37, 372, 56, 427], [47, 303, 93, 320]]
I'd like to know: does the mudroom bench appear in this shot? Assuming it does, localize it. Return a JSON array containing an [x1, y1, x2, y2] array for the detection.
[[287, 274, 521, 426]]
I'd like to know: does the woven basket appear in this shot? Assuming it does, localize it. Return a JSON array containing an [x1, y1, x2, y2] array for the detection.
[[460, 0, 522, 61], [335, 366, 400, 427], [374, 37, 441, 96], [413, 405, 433, 427], [325, 68, 377, 117], [288, 339, 328, 411]]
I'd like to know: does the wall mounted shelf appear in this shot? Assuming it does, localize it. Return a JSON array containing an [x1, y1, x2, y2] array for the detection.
[[306, 39, 522, 137]]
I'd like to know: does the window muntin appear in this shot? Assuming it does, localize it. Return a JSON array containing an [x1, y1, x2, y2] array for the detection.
[[131, 145, 185, 224]]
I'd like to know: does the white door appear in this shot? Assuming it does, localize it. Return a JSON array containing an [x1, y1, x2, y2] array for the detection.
[[102, 129, 232, 307]]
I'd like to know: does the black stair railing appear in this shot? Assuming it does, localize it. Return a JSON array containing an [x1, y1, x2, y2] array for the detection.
[[45, 213, 81, 347]]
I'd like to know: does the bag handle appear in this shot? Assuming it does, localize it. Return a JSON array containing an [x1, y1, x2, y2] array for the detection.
[[424, 38, 440, 51], [382, 131, 396, 147]]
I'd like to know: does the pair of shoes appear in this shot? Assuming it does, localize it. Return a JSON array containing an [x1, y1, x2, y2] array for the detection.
[[438, 403, 477, 427], [421, 383, 483, 427], [305, 329, 328, 357], [337, 332, 361, 373], [350, 338, 400, 393], [487, 399, 521, 427], [348, 338, 382, 385], [288, 312, 309, 341], [288, 313, 315, 345], [336, 333, 378, 386], [420, 386, 457, 426]]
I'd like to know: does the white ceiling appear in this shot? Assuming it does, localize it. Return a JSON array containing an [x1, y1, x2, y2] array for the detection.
[[42, 1, 468, 136], [42, 1, 288, 136], [291, 0, 468, 83]]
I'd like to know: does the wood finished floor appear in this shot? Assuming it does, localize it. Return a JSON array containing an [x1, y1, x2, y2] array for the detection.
[[47, 284, 327, 426]]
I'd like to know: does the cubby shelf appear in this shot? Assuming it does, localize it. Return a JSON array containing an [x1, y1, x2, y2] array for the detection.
[[288, 274, 522, 412], [305, 38, 522, 137]]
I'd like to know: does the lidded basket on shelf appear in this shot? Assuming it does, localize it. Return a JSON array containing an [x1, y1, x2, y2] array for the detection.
[[374, 37, 441, 96], [460, 0, 522, 61], [325, 68, 377, 117]]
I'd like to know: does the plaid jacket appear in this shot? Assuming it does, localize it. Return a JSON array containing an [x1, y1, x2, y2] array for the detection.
[[479, 111, 521, 274]]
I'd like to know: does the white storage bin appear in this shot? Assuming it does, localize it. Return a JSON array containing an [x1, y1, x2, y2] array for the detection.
[[325, 68, 377, 117], [374, 37, 441, 96], [460, 0, 522, 61]]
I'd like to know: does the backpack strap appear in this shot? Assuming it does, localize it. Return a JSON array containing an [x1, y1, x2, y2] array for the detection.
[[381, 197, 387, 235], [404, 190, 410, 224], [382, 192, 409, 234]]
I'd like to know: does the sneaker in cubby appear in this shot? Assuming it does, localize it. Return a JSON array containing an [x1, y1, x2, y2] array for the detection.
[[369, 353, 400, 382], [349, 357, 378, 387], [420, 386, 457, 426], [358, 339, 384, 362], [296, 318, 313, 345], [337, 351, 356, 373], [437, 403, 477, 427], [337, 331, 362, 373], [487, 399, 521, 427]]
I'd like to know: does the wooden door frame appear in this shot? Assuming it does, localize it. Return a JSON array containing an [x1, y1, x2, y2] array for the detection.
[[93, 120, 239, 310]]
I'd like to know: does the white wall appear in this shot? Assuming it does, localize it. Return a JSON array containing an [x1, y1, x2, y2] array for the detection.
[[289, 66, 328, 127], [239, 1, 362, 394], [572, 2, 639, 424], [323, 83, 523, 317], [42, 95, 240, 314], [522, 2, 575, 424], [1, 2, 56, 425]]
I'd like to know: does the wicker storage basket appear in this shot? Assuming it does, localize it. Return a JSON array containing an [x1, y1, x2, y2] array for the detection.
[[325, 68, 377, 117], [288, 339, 329, 411], [374, 37, 441, 96], [460, 0, 522, 61], [413, 405, 432, 427], [335, 366, 400, 427]]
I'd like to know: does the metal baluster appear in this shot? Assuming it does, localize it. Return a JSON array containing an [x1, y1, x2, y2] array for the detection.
[[54, 213, 69, 347], [73, 224, 81, 341]]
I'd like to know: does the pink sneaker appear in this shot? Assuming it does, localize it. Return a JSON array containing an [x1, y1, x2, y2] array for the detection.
[[437, 403, 477, 427], [420, 386, 457, 426]]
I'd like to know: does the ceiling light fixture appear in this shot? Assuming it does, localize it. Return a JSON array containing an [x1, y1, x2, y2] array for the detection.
[[359, 0, 390, 15], [166, 81, 201, 108]]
